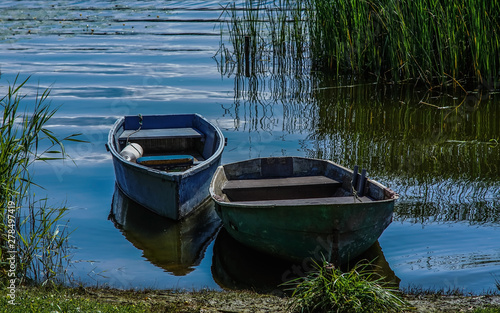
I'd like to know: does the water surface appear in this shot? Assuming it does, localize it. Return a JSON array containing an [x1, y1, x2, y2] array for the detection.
[[1, 0, 499, 294]]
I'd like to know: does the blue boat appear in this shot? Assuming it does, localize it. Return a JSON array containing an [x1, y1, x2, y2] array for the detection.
[[107, 114, 225, 220]]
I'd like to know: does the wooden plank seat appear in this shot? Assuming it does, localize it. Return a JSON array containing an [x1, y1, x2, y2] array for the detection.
[[137, 155, 194, 167], [119, 128, 203, 142], [222, 176, 342, 201], [230, 196, 374, 206]]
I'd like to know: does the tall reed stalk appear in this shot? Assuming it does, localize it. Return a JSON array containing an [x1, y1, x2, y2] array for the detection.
[[216, 0, 309, 79], [1, 75, 82, 285]]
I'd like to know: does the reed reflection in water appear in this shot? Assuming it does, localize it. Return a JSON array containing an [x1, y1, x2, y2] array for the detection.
[[307, 79, 500, 225], [222, 66, 500, 225]]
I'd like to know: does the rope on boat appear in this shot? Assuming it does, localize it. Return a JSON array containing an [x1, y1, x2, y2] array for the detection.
[[125, 114, 143, 147]]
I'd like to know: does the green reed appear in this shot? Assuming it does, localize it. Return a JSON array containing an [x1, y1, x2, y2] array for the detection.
[[216, 0, 309, 79], [218, 0, 499, 86], [1, 75, 82, 285], [305, 0, 500, 84]]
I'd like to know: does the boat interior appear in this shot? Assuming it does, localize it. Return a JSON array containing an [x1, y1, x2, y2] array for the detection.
[[221, 175, 373, 205], [116, 123, 216, 171], [215, 158, 377, 205]]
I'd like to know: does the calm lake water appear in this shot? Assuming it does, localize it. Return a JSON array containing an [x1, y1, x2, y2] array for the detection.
[[1, 0, 499, 294]]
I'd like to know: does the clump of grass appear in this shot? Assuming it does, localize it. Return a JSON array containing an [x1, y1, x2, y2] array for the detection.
[[284, 260, 407, 313], [0, 75, 83, 285]]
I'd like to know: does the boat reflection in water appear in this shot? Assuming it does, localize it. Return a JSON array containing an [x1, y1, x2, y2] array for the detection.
[[109, 186, 221, 276], [212, 228, 399, 294]]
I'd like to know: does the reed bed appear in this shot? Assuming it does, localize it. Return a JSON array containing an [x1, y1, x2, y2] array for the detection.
[[218, 0, 500, 87], [307, 0, 500, 85]]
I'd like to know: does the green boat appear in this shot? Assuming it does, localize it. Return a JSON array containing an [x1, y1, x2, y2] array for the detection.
[[209, 157, 398, 265]]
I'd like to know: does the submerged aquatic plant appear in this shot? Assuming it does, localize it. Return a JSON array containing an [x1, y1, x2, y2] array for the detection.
[[0, 75, 83, 285], [284, 260, 407, 313]]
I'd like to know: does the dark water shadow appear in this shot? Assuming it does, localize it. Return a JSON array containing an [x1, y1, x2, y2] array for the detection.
[[108, 186, 221, 276], [212, 228, 400, 295]]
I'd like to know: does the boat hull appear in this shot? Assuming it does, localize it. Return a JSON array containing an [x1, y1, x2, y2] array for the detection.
[[108, 114, 224, 220], [215, 198, 393, 264], [210, 157, 397, 264]]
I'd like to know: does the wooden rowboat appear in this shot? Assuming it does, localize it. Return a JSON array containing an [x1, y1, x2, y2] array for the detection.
[[107, 114, 225, 220], [209, 157, 398, 265]]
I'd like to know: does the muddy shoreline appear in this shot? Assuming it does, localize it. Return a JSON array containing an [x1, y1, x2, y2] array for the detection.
[[35, 286, 500, 312]]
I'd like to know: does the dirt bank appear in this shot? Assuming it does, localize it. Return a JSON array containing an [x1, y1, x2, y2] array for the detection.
[[76, 287, 500, 312]]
